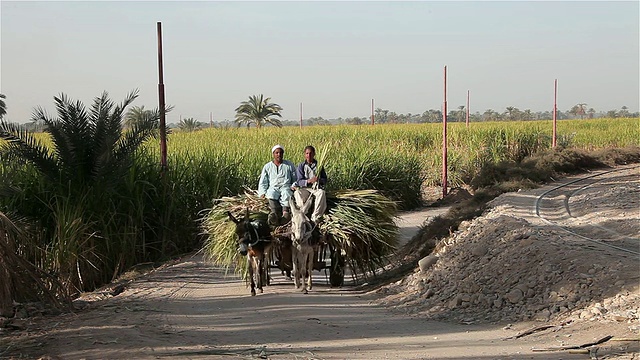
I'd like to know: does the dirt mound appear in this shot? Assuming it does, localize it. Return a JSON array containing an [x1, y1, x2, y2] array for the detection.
[[375, 168, 639, 330], [429, 186, 473, 207]]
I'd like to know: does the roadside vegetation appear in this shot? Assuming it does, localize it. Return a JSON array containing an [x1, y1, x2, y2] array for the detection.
[[0, 90, 638, 315]]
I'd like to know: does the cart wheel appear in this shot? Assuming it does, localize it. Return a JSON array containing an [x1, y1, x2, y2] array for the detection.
[[329, 250, 345, 287]]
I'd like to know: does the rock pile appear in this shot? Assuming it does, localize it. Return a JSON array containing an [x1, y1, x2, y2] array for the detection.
[[376, 198, 639, 327]]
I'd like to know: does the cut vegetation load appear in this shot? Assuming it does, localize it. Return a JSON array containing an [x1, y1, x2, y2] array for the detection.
[[201, 188, 399, 286]]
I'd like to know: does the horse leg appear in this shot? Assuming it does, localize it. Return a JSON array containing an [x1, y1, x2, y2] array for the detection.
[[263, 249, 270, 286], [306, 249, 314, 291], [248, 256, 256, 296], [292, 248, 301, 289], [282, 242, 293, 280], [257, 252, 265, 293], [298, 249, 309, 294]]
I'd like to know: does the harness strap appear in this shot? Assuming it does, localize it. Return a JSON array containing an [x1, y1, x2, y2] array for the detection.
[[248, 222, 270, 247]]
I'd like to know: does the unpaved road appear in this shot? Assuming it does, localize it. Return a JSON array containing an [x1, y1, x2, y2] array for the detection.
[[2, 167, 638, 360]]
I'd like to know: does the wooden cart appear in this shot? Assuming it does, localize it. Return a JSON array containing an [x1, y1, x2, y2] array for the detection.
[[269, 224, 345, 287]]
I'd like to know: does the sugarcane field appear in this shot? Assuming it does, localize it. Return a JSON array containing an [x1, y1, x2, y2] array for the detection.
[[1, 116, 639, 359]]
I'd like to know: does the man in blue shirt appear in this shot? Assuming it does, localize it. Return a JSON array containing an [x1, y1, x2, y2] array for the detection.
[[258, 144, 297, 226], [294, 145, 327, 224]]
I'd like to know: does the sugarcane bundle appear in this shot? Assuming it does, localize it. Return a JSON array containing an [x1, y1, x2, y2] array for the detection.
[[200, 187, 399, 279], [320, 189, 399, 276], [200, 188, 269, 278]]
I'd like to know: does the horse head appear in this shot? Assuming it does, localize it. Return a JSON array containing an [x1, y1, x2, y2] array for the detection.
[[289, 196, 314, 245], [227, 209, 255, 256]]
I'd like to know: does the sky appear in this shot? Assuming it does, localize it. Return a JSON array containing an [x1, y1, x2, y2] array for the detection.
[[1, 1, 639, 124]]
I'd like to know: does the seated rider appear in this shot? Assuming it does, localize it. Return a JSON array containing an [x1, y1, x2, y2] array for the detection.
[[294, 145, 328, 224], [258, 144, 297, 226]]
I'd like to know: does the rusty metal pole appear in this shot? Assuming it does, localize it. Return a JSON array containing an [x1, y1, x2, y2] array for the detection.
[[371, 98, 374, 125], [442, 66, 448, 198], [466, 90, 470, 128], [157, 22, 167, 172], [552, 79, 557, 148]]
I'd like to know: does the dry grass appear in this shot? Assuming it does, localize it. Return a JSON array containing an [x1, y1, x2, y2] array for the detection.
[[0, 212, 71, 317]]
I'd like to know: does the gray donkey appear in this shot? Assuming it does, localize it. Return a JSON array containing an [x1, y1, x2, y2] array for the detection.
[[288, 196, 316, 293]]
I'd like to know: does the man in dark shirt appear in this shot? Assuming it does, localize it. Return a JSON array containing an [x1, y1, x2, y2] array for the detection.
[[294, 145, 327, 224]]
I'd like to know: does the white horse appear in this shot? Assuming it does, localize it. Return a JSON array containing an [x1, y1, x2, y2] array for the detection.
[[288, 196, 316, 293]]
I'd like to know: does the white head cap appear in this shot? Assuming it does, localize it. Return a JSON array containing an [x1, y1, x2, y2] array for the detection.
[[271, 144, 284, 153]]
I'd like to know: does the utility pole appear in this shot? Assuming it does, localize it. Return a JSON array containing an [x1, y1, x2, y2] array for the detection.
[[553, 79, 558, 148], [466, 90, 470, 128], [371, 99, 375, 125], [442, 66, 448, 198], [157, 22, 167, 173]]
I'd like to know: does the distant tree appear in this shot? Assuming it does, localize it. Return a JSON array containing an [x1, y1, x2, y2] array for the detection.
[[504, 106, 521, 120], [125, 104, 173, 130], [29, 118, 46, 132], [388, 111, 399, 124], [577, 103, 587, 119], [126, 106, 154, 129], [374, 108, 389, 124], [619, 106, 630, 118], [178, 117, 202, 132], [234, 94, 283, 129], [483, 109, 501, 121], [398, 113, 412, 124], [538, 110, 552, 120], [422, 109, 442, 123], [0, 94, 5, 119], [587, 108, 596, 119], [569, 103, 587, 119], [308, 116, 330, 126], [457, 105, 466, 122], [345, 117, 363, 125], [606, 110, 618, 118]]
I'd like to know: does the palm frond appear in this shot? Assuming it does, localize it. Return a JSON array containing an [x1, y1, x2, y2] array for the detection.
[[0, 120, 58, 180]]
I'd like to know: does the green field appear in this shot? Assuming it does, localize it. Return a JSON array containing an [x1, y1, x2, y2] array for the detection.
[[2, 117, 638, 295], [156, 118, 639, 205]]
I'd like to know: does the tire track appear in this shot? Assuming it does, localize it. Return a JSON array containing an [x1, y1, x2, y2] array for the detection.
[[535, 165, 640, 256]]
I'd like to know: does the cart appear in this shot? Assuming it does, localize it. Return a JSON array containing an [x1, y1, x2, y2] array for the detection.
[[269, 224, 345, 287]]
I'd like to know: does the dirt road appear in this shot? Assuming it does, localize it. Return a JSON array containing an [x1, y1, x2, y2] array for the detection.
[[2, 167, 638, 359]]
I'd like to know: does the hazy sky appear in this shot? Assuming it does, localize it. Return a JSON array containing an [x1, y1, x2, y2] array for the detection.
[[1, 1, 639, 124]]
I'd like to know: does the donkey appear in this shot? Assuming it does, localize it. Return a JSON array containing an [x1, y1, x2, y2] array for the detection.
[[227, 209, 272, 296], [288, 196, 316, 294]]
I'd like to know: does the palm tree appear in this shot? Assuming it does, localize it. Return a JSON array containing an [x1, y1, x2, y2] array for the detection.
[[578, 103, 587, 119], [125, 105, 153, 129], [0, 89, 158, 191], [0, 90, 160, 293], [620, 106, 630, 118], [505, 106, 516, 120], [234, 94, 283, 129], [483, 109, 498, 121], [29, 117, 45, 132], [0, 94, 6, 119], [125, 104, 173, 130], [178, 117, 202, 132]]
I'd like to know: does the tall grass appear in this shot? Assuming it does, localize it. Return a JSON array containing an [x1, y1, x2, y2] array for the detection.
[[1, 117, 637, 296]]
